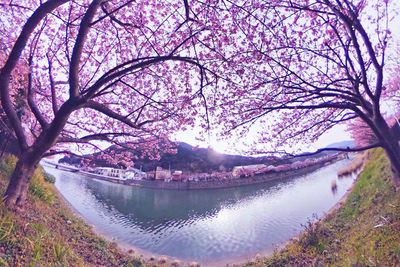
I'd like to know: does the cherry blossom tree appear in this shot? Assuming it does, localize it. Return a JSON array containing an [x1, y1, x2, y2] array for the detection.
[[0, 0, 226, 209], [2, 0, 400, 211], [213, 0, 400, 188]]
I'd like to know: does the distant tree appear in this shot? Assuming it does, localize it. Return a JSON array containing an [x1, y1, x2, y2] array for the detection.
[[215, 0, 400, 188], [0, 0, 222, 209]]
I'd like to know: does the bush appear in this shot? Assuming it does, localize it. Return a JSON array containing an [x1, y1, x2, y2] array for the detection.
[[299, 215, 329, 253], [43, 172, 56, 184]]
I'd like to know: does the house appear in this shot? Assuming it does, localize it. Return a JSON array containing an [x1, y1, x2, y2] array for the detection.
[[155, 167, 171, 180], [94, 167, 126, 179], [172, 170, 183, 181], [232, 164, 267, 178]]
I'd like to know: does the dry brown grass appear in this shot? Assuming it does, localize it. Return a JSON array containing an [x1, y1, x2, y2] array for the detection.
[[337, 153, 366, 177]]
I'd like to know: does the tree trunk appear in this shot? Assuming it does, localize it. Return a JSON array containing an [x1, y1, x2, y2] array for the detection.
[[372, 115, 400, 190], [382, 143, 400, 190], [2, 101, 76, 210], [3, 156, 37, 210]]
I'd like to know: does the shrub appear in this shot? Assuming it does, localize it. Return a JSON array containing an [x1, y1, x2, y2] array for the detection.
[[299, 215, 329, 252], [43, 172, 56, 184]]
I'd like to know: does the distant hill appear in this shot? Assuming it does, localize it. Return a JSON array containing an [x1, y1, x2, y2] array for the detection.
[[284, 140, 355, 162], [59, 140, 356, 173], [59, 142, 278, 173], [325, 140, 355, 149]]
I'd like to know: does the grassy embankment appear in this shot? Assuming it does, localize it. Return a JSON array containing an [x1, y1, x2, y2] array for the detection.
[[0, 155, 143, 266], [246, 148, 400, 266], [0, 150, 398, 266]]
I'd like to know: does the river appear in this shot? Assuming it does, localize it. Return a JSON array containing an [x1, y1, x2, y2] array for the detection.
[[44, 159, 355, 264]]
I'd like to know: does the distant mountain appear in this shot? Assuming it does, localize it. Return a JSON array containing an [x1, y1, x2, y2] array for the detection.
[[59, 140, 354, 173], [325, 140, 355, 149], [59, 142, 278, 173], [288, 140, 355, 161]]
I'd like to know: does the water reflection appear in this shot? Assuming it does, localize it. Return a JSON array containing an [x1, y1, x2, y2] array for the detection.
[[83, 177, 295, 229], [45, 160, 355, 263]]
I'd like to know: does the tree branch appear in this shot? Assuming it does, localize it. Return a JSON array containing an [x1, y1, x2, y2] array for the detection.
[[82, 101, 139, 129], [46, 53, 59, 114], [0, 0, 68, 151], [286, 142, 382, 158], [69, 0, 102, 99]]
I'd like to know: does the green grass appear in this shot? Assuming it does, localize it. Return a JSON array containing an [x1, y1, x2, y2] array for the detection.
[[1, 150, 398, 266], [28, 168, 56, 204], [246, 148, 400, 266], [0, 154, 143, 266]]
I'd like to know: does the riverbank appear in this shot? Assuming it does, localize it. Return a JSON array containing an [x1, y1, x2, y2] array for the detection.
[[76, 157, 340, 190], [0, 155, 143, 266], [47, 157, 354, 266], [244, 148, 400, 266], [1, 150, 398, 266]]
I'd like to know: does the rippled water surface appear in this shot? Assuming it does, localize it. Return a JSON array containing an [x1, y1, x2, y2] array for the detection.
[[45, 160, 354, 263]]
